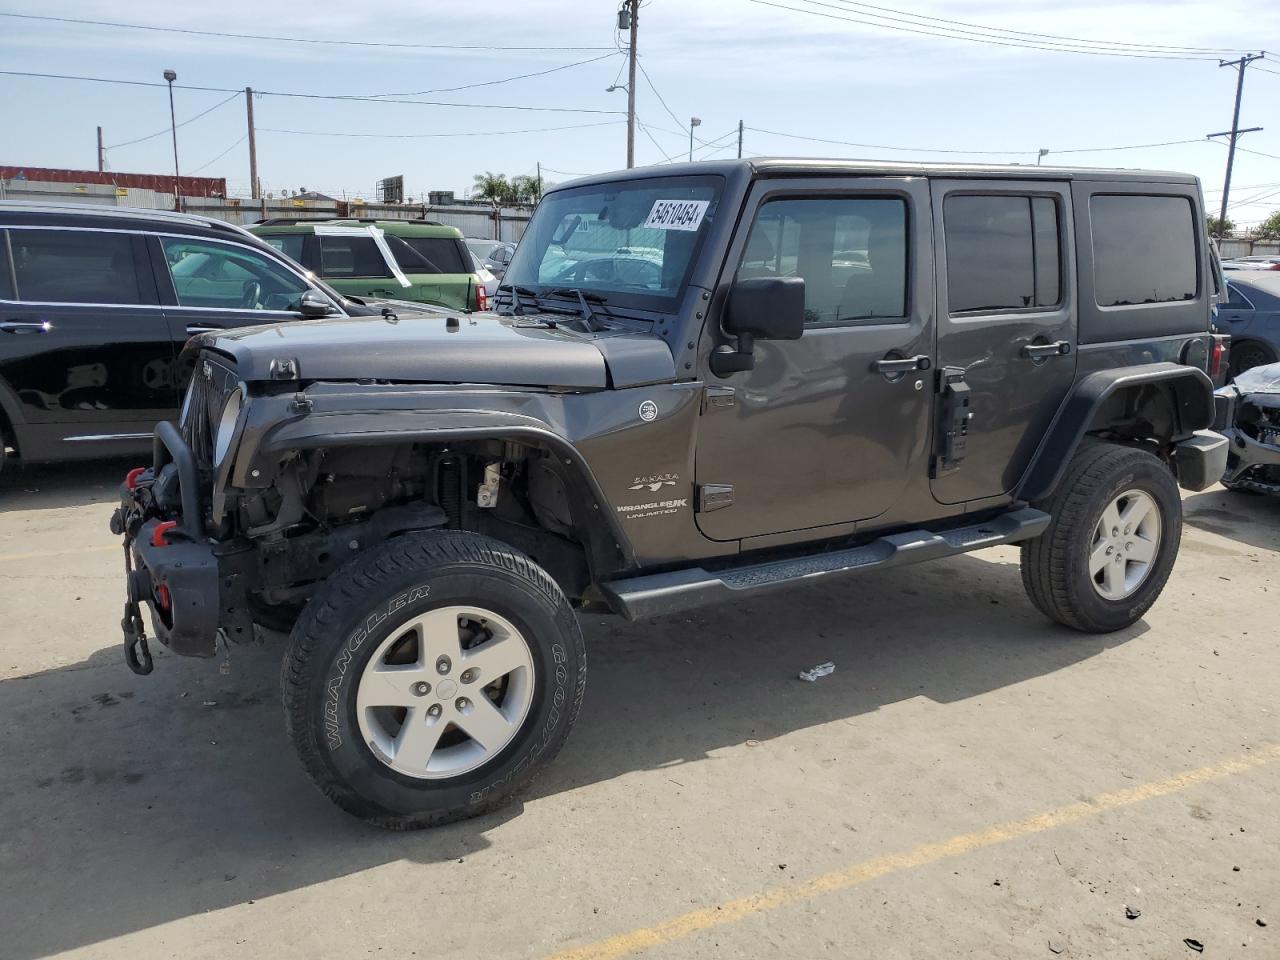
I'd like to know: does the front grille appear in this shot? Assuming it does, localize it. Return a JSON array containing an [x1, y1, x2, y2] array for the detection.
[[180, 354, 239, 470]]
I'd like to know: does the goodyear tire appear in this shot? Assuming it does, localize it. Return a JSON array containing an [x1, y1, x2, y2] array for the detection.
[[1021, 442, 1182, 633], [282, 529, 586, 828]]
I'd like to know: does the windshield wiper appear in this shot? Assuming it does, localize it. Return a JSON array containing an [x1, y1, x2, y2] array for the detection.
[[547, 287, 609, 332], [502, 284, 540, 316]]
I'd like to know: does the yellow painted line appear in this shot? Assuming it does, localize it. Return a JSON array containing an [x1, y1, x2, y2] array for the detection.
[[0, 544, 119, 563], [548, 744, 1280, 960]]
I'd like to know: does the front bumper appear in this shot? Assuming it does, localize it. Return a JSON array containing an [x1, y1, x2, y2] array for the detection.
[[1172, 430, 1230, 492], [113, 422, 252, 674]]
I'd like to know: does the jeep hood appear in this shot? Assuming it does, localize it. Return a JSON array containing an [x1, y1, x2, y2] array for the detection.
[[194, 309, 675, 390]]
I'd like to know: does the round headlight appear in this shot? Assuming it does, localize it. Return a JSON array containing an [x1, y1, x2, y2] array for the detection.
[[213, 387, 244, 467]]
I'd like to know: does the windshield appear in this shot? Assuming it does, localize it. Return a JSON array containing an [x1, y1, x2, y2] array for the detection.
[[502, 174, 723, 309]]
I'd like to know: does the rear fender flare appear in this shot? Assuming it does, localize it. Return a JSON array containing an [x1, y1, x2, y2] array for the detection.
[[1017, 362, 1214, 502]]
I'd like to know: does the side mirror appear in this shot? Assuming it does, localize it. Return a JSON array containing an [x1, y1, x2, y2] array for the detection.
[[711, 276, 805, 376], [297, 290, 332, 319]]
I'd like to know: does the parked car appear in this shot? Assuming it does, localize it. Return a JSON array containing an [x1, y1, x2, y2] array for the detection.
[[1214, 360, 1280, 494], [252, 219, 486, 311], [465, 238, 517, 279], [1221, 256, 1280, 272], [114, 159, 1225, 828], [0, 202, 437, 470], [1216, 274, 1280, 378], [470, 252, 500, 301]]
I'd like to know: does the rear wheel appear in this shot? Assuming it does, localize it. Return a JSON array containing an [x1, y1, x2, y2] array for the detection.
[[282, 529, 585, 828], [1228, 341, 1276, 381], [1021, 442, 1182, 633]]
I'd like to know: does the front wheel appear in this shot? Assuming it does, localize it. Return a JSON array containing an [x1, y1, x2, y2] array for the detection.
[[1021, 442, 1182, 633], [282, 530, 586, 828]]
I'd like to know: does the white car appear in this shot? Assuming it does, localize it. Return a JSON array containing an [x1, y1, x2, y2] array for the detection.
[[471, 253, 500, 300]]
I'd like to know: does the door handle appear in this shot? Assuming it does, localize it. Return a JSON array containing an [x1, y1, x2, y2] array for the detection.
[[1021, 340, 1072, 359], [185, 324, 220, 335], [873, 354, 932, 375], [0, 320, 50, 334]]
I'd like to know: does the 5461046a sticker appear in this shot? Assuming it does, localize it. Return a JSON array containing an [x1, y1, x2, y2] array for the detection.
[[643, 199, 710, 232]]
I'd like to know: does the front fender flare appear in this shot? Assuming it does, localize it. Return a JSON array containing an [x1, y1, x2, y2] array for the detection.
[[1017, 362, 1214, 502], [250, 406, 635, 569]]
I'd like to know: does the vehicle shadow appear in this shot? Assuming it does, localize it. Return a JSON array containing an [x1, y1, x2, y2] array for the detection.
[[1183, 486, 1280, 552], [0, 457, 136, 511], [0, 552, 1136, 959]]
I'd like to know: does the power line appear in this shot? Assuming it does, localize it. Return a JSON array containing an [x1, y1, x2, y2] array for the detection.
[[105, 90, 240, 149], [189, 134, 248, 174], [363, 52, 620, 98], [749, 0, 1229, 60], [817, 0, 1253, 54], [636, 118, 678, 163], [635, 61, 726, 147], [0, 70, 624, 114], [259, 120, 623, 139], [747, 125, 1214, 157], [0, 11, 615, 52]]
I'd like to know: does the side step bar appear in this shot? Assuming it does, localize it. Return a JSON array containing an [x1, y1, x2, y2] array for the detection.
[[599, 507, 1050, 620]]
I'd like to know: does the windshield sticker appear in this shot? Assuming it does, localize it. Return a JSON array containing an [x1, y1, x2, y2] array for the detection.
[[643, 199, 710, 232]]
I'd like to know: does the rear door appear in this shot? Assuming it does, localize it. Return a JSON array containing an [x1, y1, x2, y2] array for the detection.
[[313, 226, 412, 302], [0, 225, 173, 456], [694, 176, 935, 541], [929, 180, 1076, 504]]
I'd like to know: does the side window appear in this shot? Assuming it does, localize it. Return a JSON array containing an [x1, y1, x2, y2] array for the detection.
[[161, 237, 311, 311], [262, 234, 305, 264], [944, 194, 1061, 314], [0, 233, 14, 300], [319, 236, 393, 279], [1090, 195, 1197, 307], [9, 228, 144, 304], [735, 196, 908, 325], [401, 237, 469, 273], [1225, 283, 1253, 309]]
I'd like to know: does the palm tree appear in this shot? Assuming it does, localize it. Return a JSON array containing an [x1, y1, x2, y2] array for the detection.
[[472, 172, 512, 203]]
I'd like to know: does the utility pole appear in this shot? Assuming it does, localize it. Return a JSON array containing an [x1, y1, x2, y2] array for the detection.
[[536, 161, 542, 198], [1211, 53, 1264, 238], [96, 126, 104, 172], [688, 117, 701, 162], [623, 1, 638, 168], [245, 87, 259, 200], [737, 119, 743, 159]]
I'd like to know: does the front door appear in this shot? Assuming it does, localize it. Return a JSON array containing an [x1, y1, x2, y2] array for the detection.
[[928, 180, 1078, 504], [149, 233, 324, 389], [0, 226, 174, 454], [695, 177, 935, 542]]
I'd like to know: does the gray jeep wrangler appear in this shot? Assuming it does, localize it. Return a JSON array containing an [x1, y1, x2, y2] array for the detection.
[[114, 159, 1228, 828]]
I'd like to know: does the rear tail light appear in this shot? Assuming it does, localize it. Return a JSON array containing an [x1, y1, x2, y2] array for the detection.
[[476, 281, 489, 311], [1269, 263, 1280, 271], [1210, 337, 1226, 380]]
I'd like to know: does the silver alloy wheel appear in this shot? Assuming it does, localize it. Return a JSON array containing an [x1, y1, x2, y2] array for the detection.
[[1088, 488, 1162, 601], [355, 606, 535, 780]]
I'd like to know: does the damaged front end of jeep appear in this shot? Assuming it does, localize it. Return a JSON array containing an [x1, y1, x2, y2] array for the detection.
[[113, 346, 630, 676], [1214, 361, 1280, 496]]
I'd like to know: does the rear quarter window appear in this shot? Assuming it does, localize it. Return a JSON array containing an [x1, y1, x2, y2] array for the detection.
[[1090, 195, 1197, 307], [400, 237, 469, 273]]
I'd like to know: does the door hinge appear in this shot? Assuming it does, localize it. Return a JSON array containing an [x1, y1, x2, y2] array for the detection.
[[931, 366, 971, 477], [697, 483, 734, 513], [701, 385, 736, 413]]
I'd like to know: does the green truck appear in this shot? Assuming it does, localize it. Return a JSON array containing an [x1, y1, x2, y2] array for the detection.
[[249, 218, 487, 311]]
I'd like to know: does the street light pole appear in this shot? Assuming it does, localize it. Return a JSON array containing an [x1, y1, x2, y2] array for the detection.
[[163, 69, 181, 211], [689, 117, 701, 163]]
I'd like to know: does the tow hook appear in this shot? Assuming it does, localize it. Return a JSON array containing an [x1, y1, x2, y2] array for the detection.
[[121, 545, 154, 676], [122, 600, 153, 676]]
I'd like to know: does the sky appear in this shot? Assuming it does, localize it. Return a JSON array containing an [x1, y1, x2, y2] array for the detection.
[[1, 1, 1278, 226]]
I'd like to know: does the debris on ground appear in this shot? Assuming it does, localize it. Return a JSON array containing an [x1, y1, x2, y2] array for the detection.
[[1126, 906, 1141, 920], [1047, 940, 1064, 955], [798, 662, 835, 682], [1258, 919, 1268, 928], [1184, 938, 1204, 952]]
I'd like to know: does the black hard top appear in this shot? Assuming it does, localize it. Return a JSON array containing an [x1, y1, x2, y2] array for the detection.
[[548, 157, 1200, 193], [0, 200, 255, 242]]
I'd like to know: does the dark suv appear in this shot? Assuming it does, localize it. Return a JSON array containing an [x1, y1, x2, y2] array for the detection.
[[113, 160, 1227, 828], [0, 202, 430, 470]]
